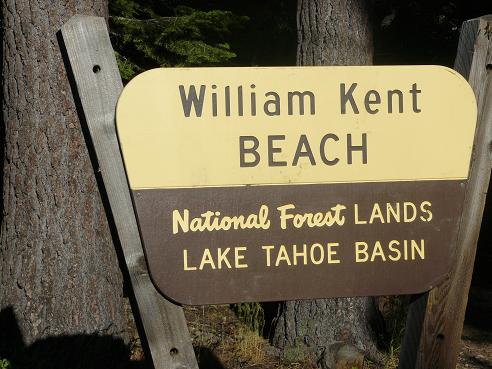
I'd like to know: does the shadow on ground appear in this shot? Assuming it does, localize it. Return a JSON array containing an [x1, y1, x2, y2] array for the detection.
[[195, 347, 226, 369], [0, 307, 147, 369]]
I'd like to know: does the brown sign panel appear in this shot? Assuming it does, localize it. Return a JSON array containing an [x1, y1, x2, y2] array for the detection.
[[133, 180, 465, 305], [116, 66, 477, 305]]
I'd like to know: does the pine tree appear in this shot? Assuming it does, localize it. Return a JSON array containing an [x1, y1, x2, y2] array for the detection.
[[109, 0, 247, 81]]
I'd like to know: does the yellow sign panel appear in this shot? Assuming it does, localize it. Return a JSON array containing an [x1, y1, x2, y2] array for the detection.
[[116, 66, 477, 190]]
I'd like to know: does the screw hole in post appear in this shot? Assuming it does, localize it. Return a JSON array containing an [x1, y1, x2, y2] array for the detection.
[[92, 65, 101, 74], [170, 347, 179, 356], [486, 64, 492, 71], [436, 334, 445, 341]]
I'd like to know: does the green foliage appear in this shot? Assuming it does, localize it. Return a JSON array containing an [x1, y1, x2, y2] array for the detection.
[[109, 0, 247, 81], [231, 303, 265, 335], [114, 50, 142, 82], [0, 359, 12, 369], [376, 296, 408, 368], [110, 0, 140, 18]]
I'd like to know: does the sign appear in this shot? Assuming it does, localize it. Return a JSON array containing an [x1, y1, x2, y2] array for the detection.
[[116, 66, 477, 305]]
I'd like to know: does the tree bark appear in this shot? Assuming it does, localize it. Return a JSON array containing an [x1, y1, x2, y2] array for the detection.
[[273, 0, 381, 365], [0, 0, 131, 363], [296, 0, 373, 66]]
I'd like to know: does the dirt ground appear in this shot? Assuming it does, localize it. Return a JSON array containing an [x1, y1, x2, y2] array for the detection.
[[129, 290, 492, 369], [183, 304, 492, 369], [457, 325, 492, 369], [183, 304, 318, 369], [456, 286, 492, 369]]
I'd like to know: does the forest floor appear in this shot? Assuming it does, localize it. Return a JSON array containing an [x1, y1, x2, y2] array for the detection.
[[457, 325, 492, 369], [183, 304, 318, 369], [129, 288, 492, 369], [456, 286, 492, 369]]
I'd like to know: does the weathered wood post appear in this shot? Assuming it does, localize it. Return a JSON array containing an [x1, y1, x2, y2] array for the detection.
[[400, 15, 492, 369], [60, 15, 199, 369]]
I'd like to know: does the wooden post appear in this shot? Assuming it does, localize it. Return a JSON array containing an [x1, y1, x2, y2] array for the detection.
[[400, 15, 492, 369], [60, 15, 199, 369]]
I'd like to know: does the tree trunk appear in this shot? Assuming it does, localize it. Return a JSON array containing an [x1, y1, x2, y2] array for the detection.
[[0, 0, 131, 365], [296, 0, 373, 66], [272, 0, 381, 365]]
